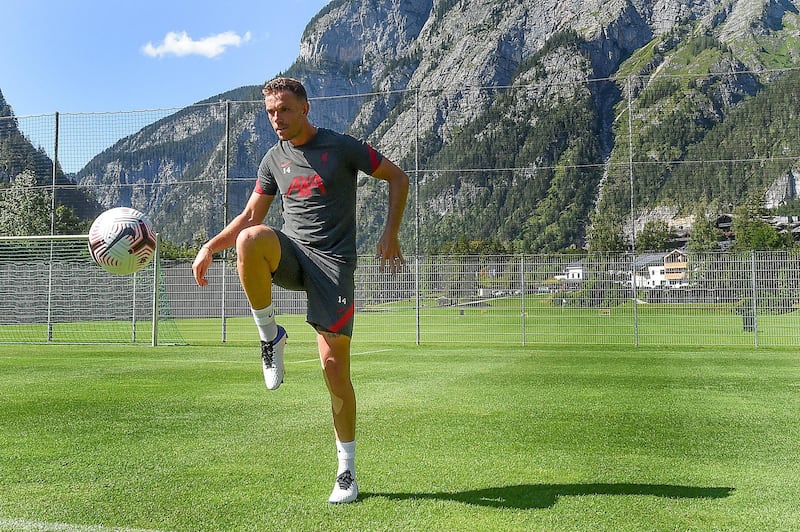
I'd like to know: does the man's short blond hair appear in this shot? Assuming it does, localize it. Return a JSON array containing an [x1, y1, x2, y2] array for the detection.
[[262, 77, 308, 101]]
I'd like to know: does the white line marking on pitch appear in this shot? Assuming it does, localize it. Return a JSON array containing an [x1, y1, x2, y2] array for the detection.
[[0, 517, 166, 532], [289, 348, 394, 364]]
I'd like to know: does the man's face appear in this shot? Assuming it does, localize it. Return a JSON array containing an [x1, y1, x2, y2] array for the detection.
[[264, 90, 309, 143]]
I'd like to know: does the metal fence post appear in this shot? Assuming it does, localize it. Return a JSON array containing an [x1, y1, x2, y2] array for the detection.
[[631, 252, 639, 347], [221, 100, 231, 342], [46, 112, 59, 342], [132, 271, 138, 342], [414, 89, 421, 346], [51, 112, 59, 236], [521, 255, 526, 346], [751, 251, 759, 347], [626, 78, 639, 348], [415, 255, 421, 345], [627, 77, 637, 254], [151, 233, 161, 347]]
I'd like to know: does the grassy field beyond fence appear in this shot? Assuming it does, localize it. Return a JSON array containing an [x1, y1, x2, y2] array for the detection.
[[169, 295, 800, 347], [1, 342, 799, 531]]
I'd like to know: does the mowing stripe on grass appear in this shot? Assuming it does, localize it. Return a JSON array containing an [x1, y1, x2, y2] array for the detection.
[[0, 348, 394, 367]]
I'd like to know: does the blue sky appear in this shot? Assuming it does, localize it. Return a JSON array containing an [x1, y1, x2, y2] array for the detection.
[[1, 0, 331, 116]]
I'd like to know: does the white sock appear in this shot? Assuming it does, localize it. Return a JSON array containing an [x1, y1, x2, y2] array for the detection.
[[251, 305, 277, 343], [336, 440, 356, 477]]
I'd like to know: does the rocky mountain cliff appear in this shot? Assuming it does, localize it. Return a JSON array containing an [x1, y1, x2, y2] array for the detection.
[[76, 0, 800, 251], [1, 90, 97, 225]]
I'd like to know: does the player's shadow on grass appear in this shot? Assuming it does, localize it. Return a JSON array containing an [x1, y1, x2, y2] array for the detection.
[[365, 483, 735, 509]]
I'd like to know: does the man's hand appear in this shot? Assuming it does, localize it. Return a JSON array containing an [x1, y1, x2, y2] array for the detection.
[[376, 231, 405, 274], [192, 245, 214, 287]]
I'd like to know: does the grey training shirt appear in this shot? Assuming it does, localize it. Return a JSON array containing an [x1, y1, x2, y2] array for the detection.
[[256, 128, 383, 263]]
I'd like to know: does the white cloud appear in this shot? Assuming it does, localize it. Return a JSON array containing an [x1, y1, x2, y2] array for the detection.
[[142, 30, 252, 58]]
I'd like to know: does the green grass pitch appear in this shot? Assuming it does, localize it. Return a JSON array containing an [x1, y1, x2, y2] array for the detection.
[[1, 341, 799, 531]]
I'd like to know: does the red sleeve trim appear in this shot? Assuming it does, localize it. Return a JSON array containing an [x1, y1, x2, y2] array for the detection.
[[367, 144, 381, 173]]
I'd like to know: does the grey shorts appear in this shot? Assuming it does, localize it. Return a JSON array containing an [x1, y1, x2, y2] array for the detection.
[[271, 230, 356, 337]]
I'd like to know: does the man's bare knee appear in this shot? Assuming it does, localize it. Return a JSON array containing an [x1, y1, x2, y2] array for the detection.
[[237, 226, 267, 252], [322, 356, 350, 387], [236, 226, 279, 267]]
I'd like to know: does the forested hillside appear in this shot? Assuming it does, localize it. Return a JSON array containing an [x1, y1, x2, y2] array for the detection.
[[0, 90, 97, 235], [404, 32, 605, 253], [599, 30, 800, 218], [1, 90, 54, 187]]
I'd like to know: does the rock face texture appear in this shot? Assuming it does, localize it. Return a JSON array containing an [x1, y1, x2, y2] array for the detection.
[[75, 0, 800, 249]]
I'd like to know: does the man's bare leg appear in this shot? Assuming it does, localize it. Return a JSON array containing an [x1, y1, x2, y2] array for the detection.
[[318, 330, 358, 503], [236, 225, 281, 309], [237, 226, 286, 389]]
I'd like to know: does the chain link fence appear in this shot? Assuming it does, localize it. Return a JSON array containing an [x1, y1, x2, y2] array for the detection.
[[167, 249, 799, 347], [1, 238, 797, 346], [2, 70, 799, 346]]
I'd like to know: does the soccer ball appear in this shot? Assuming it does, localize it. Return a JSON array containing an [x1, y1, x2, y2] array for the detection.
[[88, 207, 157, 275]]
